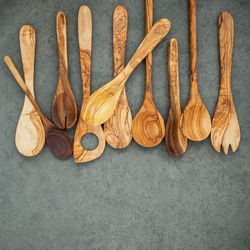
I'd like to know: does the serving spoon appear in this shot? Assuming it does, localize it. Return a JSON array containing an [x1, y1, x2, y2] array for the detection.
[[132, 0, 165, 147], [82, 18, 171, 125], [4, 56, 73, 159], [52, 11, 77, 129]]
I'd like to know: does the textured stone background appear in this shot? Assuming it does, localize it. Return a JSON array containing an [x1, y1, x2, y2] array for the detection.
[[0, 0, 249, 249]]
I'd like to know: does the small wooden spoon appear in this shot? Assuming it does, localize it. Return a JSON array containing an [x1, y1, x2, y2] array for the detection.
[[104, 6, 132, 148], [52, 11, 77, 129], [180, 0, 211, 141], [74, 6, 105, 163], [132, 0, 165, 147], [211, 12, 240, 154], [15, 25, 45, 156], [4, 56, 73, 159], [82, 18, 171, 126], [165, 39, 187, 156]]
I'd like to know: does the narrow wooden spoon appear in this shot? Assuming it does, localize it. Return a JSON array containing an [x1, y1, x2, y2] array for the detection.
[[180, 0, 211, 141], [52, 11, 77, 129], [104, 6, 132, 148], [15, 25, 45, 156], [132, 0, 165, 147], [82, 18, 171, 125], [165, 39, 187, 156], [211, 12, 240, 154], [74, 6, 106, 163], [4, 56, 73, 159]]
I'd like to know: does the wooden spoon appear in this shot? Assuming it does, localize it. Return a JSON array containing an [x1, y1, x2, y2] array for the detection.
[[52, 11, 77, 129], [15, 25, 45, 156], [103, 6, 132, 148], [4, 56, 73, 159], [82, 18, 171, 125], [165, 39, 187, 156], [211, 12, 240, 154], [180, 0, 211, 141], [73, 6, 106, 163], [132, 0, 165, 147]]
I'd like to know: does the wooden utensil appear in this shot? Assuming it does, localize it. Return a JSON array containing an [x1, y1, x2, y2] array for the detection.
[[74, 6, 105, 163], [211, 12, 240, 154], [15, 25, 45, 156], [132, 0, 165, 147], [165, 39, 187, 156], [103, 6, 132, 148], [180, 0, 211, 141], [4, 56, 73, 159], [52, 11, 77, 129]]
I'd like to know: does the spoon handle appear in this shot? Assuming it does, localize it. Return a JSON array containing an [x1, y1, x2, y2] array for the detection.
[[218, 12, 234, 96]]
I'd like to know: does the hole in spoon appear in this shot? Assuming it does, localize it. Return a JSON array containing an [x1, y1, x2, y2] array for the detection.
[[81, 133, 99, 151]]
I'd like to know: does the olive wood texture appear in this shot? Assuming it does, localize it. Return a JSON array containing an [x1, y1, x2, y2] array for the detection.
[[132, 0, 165, 147], [180, 0, 211, 141], [165, 39, 187, 156], [211, 12, 240, 154], [103, 6, 132, 148], [52, 11, 77, 129], [82, 18, 171, 126], [74, 6, 106, 163], [4, 56, 73, 159], [15, 25, 45, 156]]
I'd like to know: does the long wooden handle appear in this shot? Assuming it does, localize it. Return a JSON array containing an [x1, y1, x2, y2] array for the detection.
[[218, 11, 234, 96], [78, 6, 92, 102], [145, 0, 153, 98]]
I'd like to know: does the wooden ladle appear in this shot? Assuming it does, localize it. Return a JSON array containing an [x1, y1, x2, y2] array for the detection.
[[180, 0, 211, 141], [73, 6, 106, 163], [211, 12, 240, 154], [132, 0, 165, 147], [165, 39, 187, 156], [4, 56, 73, 159], [15, 25, 45, 156], [52, 11, 77, 129], [104, 6, 132, 148], [82, 18, 171, 125]]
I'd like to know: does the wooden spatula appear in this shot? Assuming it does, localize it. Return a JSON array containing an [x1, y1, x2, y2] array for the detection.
[[211, 12, 240, 154]]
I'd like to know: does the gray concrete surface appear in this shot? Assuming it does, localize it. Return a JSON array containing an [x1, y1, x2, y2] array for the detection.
[[0, 0, 249, 249]]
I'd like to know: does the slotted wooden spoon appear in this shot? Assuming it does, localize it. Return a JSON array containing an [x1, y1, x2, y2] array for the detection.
[[52, 11, 77, 129], [4, 56, 73, 159], [15, 25, 45, 156], [82, 18, 171, 125], [132, 0, 165, 147], [74, 6, 105, 163], [104, 5, 132, 148], [211, 12, 240, 154]]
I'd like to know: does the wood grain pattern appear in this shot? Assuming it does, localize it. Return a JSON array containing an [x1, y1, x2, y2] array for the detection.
[[74, 6, 105, 163], [180, 0, 211, 141], [15, 25, 45, 156], [211, 12, 240, 154], [132, 0, 165, 147], [52, 11, 77, 129], [82, 18, 171, 126], [104, 5, 132, 148], [5, 56, 73, 159], [165, 39, 187, 156]]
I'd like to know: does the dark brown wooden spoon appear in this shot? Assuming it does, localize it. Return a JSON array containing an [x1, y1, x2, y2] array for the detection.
[[4, 56, 73, 159]]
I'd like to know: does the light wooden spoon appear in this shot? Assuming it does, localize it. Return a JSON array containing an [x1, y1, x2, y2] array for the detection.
[[104, 5, 132, 148], [82, 18, 171, 125], [165, 39, 187, 156], [74, 6, 106, 163], [15, 25, 45, 156], [132, 0, 165, 147], [5, 56, 73, 159], [180, 0, 211, 141], [211, 12, 240, 154], [52, 11, 77, 129]]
